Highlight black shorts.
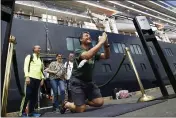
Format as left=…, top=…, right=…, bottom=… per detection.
left=69, top=77, right=102, bottom=106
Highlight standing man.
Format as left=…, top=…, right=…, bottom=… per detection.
left=46, top=54, right=66, bottom=112
left=60, top=31, right=110, bottom=113
left=64, top=53, right=74, bottom=102
left=19, top=45, right=44, bottom=117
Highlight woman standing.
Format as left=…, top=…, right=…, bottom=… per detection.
left=46, top=54, right=66, bottom=112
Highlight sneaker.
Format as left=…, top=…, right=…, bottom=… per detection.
left=59, top=106, right=66, bottom=114
left=52, top=105, right=56, bottom=112
left=28, top=112, right=41, bottom=117
left=55, top=108, right=60, bottom=112
left=32, top=113, right=41, bottom=117
left=52, top=107, right=56, bottom=112
left=59, top=102, right=67, bottom=114
left=20, top=113, right=27, bottom=117
left=52, top=103, right=57, bottom=112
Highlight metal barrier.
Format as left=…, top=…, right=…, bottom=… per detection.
left=1, top=35, right=16, bottom=117
left=98, top=54, right=126, bottom=88
left=98, top=46, right=155, bottom=102
left=125, top=47, right=155, bottom=102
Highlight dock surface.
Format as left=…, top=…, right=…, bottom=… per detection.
left=6, top=85, right=176, bottom=117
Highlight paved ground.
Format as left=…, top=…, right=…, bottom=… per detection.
left=119, top=98, right=176, bottom=117
left=118, top=86, right=176, bottom=117
left=6, top=85, right=176, bottom=117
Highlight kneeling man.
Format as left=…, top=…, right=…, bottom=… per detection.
left=60, top=31, right=110, bottom=113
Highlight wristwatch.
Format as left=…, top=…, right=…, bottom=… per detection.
left=104, top=44, right=110, bottom=48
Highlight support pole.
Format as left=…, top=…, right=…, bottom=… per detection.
left=1, top=0, right=15, bottom=97
left=125, top=47, right=155, bottom=102
left=133, top=16, right=169, bottom=97
left=1, top=36, right=16, bottom=117
left=152, top=39, right=176, bottom=93
left=38, top=87, right=41, bottom=112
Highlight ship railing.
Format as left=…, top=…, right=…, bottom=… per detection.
left=13, top=13, right=175, bottom=42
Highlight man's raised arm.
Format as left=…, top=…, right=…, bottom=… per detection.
left=100, top=38, right=110, bottom=59
left=81, top=32, right=108, bottom=60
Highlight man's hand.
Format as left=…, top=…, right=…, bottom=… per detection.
left=98, top=32, right=107, bottom=44
left=102, top=32, right=107, bottom=39
left=103, top=32, right=108, bottom=45
left=104, top=37, right=108, bottom=45
left=80, top=32, right=108, bottom=60
left=26, top=77, right=30, bottom=85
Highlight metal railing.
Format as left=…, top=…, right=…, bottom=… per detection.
left=1, top=36, right=16, bottom=117
left=125, top=47, right=155, bottom=102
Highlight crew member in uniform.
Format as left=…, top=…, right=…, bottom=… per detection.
left=60, top=31, right=110, bottom=113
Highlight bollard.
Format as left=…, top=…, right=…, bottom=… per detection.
left=125, top=47, right=155, bottom=102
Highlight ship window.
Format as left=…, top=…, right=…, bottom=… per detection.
left=118, top=43, right=123, bottom=53
left=124, top=64, right=132, bottom=71
left=102, top=65, right=106, bottom=72
left=149, top=46, right=155, bottom=55
left=102, top=64, right=112, bottom=72
left=130, top=45, right=135, bottom=54
left=164, top=48, right=173, bottom=56
left=106, top=64, right=112, bottom=72
left=66, top=38, right=74, bottom=51
left=130, top=44, right=142, bottom=55
left=137, top=45, right=142, bottom=54
left=169, top=49, right=173, bottom=56
left=140, top=63, right=147, bottom=71
left=121, top=44, right=126, bottom=52
left=164, top=49, right=168, bottom=56
left=174, top=63, right=176, bottom=70
left=113, top=43, right=126, bottom=53
left=133, top=45, right=139, bottom=54
left=113, top=43, right=119, bottom=53
left=73, top=38, right=81, bottom=49
left=66, top=37, right=80, bottom=51
left=156, top=64, right=159, bottom=68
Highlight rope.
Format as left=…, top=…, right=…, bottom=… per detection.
left=98, top=54, right=126, bottom=88
left=73, top=50, right=126, bottom=88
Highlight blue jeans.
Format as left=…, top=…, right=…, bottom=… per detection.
left=50, top=79, right=65, bottom=108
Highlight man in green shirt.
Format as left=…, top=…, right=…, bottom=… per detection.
left=60, top=31, right=110, bottom=113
